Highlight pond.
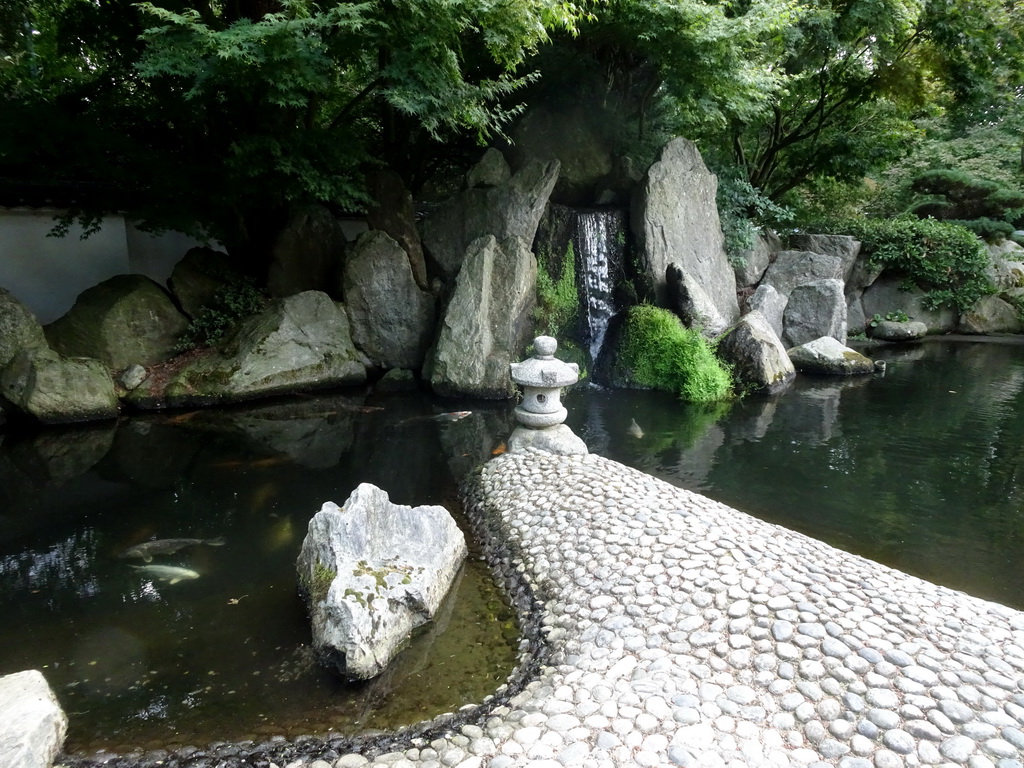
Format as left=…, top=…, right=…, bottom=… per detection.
left=0, top=391, right=520, bottom=755
left=2, top=338, right=1023, bottom=756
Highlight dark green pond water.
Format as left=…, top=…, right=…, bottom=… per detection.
left=0, top=392, right=519, bottom=755
left=2, top=339, right=1023, bottom=755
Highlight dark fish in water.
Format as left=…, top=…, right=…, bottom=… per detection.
left=120, top=537, right=225, bottom=563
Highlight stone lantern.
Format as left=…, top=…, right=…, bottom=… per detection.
left=507, top=336, right=588, bottom=455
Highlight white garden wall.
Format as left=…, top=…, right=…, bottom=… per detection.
left=0, top=207, right=199, bottom=324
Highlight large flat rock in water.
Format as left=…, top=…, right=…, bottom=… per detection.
left=296, top=483, right=467, bottom=680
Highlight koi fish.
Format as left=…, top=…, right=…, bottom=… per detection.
left=120, top=537, right=225, bottom=563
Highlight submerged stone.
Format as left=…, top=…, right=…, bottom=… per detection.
left=787, top=336, right=876, bottom=376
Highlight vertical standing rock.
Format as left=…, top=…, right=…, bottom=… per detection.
left=427, top=236, right=537, bottom=399
left=631, top=138, right=739, bottom=327
left=420, top=157, right=559, bottom=279
left=344, top=231, right=436, bottom=370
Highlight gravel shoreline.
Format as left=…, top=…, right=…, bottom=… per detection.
left=62, top=450, right=1024, bottom=768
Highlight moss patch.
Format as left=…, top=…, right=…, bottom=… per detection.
left=616, top=305, right=733, bottom=403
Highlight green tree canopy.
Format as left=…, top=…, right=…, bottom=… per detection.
left=0, top=0, right=581, bottom=262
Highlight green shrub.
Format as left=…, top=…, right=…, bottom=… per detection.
left=946, top=217, right=1015, bottom=242
left=908, top=168, right=1024, bottom=233
left=535, top=242, right=579, bottom=338
left=618, top=305, right=732, bottom=404
left=178, top=277, right=268, bottom=350
left=811, top=216, right=994, bottom=312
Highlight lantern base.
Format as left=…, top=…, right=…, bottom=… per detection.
left=507, top=424, right=588, bottom=456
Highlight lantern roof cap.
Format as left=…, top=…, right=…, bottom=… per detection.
left=510, top=336, right=579, bottom=388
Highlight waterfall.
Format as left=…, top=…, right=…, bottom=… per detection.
left=575, top=209, right=625, bottom=367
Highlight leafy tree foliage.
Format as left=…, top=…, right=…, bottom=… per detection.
left=700, top=0, right=1024, bottom=210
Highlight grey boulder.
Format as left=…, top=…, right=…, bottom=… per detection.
left=860, top=277, right=958, bottom=334
left=1, top=347, right=118, bottom=424
left=747, top=284, right=788, bottom=341
left=718, top=311, right=795, bottom=394
left=161, top=291, right=366, bottom=406
left=45, top=274, right=188, bottom=369
left=0, top=670, right=67, bottom=768
left=957, top=295, right=1024, bottom=334
left=267, top=205, right=348, bottom=297
left=0, top=288, right=48, bottom=370
left=344, top=230, right=436, bottom=370
left=420, top=157, right=559, bottom=279
left=167, top=247, right=248, bottom=319
left=733, top=230, right=777, bottom=288
left=296, top=483, right=467, bottom=680
left=783, top=279, right=847, bottom=347
left=761, top=250, right=844, bottom=300
left=667, top=264, right=729, bottom=337
left=787, top=337, right=876, bottom=375
left=788, top=234, right=861, bottom=281
left=870, top=320, right=928, bottom=341
left=427, top=236, right=536, bottom=399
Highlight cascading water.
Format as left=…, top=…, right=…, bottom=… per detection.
left=575, top=209, right=626, bottom=368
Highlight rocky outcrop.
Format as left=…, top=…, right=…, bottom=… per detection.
left=465, top=148, right=511, bottom=190
left=267, top=205, right=348, bottom=298
left=427, top=236, right=536, bottom=399
left=420, top=157, right=559, bottom=278
left=344, top=231, right=436, bottom=370
left=717, top=311, right=795, bottom=394
left=789, top=234, right=861, bottom=281
left=631, top=138, right=739, bottom=327
left=366, top=169, right=429, bottom=290
left=0, top=670, right=67, bottom=768
left=787, top=336, right=876, bottom=375
left=44, top=274, right=188, bottom=369
left=747, top=284, right=787, bottom=341
left=1, top=347, right=118, bottom=424
left=733, top=230, right=777, bottom=288
left=0, top=288, right=48, bottom=369
left=167, top=247, right=248, bottom=319
left=957, top=295, right=1024, bottom=334
left=761, top=250, right=844, bottom=300
left=296, top=483, right=467, bottom=680
left=859, top=277, right=958, bottom=334
left=870, top=319, right=928, bottom=342
left=157, top=291, right=366, bottom=406
left=984, top=242, right=1024, bottom=291
left=783, top=279, right=847, bottom=347
left=667, top=264, right=729, bottom=338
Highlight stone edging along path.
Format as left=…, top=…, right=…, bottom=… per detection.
left=66, top=450, right=1024, bottom=768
